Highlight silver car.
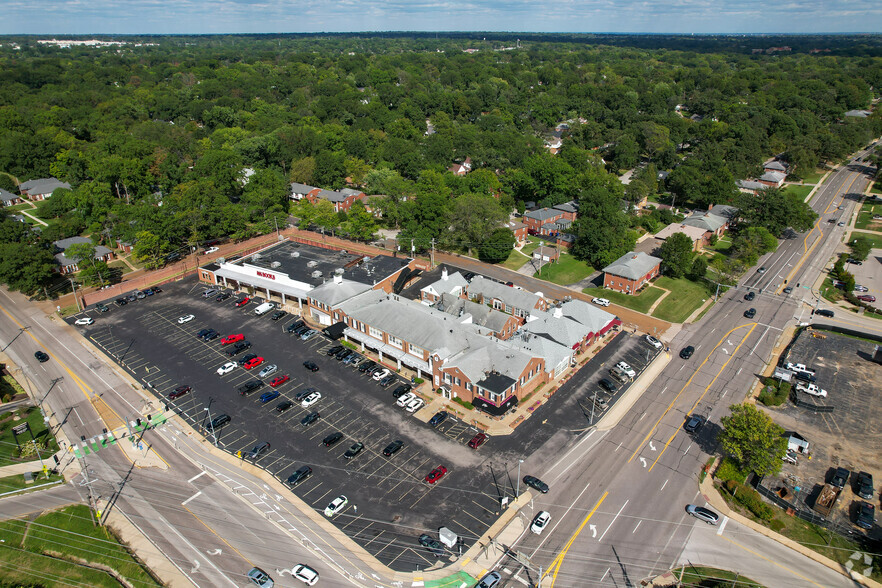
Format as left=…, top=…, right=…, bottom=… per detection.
left=686, top=504, right=719, bottom=525
left=258, top=364, right=278, bottom=378
left=476, top=572, right=501, bottom=588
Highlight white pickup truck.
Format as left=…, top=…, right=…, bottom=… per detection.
left=796, top=382, right=827, bottom=397
left=785, top=362, right=816, bottom=375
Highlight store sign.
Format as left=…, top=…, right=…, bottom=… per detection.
left=256, top=271, right=276, bottom=280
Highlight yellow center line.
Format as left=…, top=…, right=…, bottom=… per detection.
left=648, top=323, right=757, bottom=472
left=628, top=324, right=753, bottom=464
left=546, top=491, right=608, bottom=587
left=182, top=504, right=251, bottom=564
left=719, top=533, right=827, bottom=588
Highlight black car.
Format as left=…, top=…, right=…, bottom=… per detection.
left=202, top=329, right=219, bottom=341
left=831, top=467, right=850, bottom=488
left=418, top=534, right=446, bottom=557
left=684, top=415, right=703, bottom=433
left=295, top=387, right=317, bottom=402
left=744, top=291, right=755, bottom=301
left=523, top=475, right=549, bottom=494
left=393, top=384, right=412, bottom=398
left=814, top=309, right=835, bottom=318
left=383, top=439, right=404, bottom=457
left=151, top=287, right=162, bottom=293
left=114, top=298, right=128, bottom=307
left=744, top=308, right=756, bottom=319
left=237, top=380, right=264, bottom=396
left=336, top=349, right=353, bottom=361
left=322, top=432, right=344, bottom=447
left=856, top=472, right=874, bottom=500
left=208, top=414, right=231, bottom=430
left=285, top=321, right=304, bottom=333
left=285, top=465, right=312, bottom=487
left=34, top=351, right=50, bottom=363
left=196, top=328, right=212, bottom=339
left=847, top=258, right=863, bottom=265
left=344, top=442, right=364, bottom=459
left=793, top=370, right=817, bottom=383
left=226, top=341, right=252, bottom=356
left=856, top=501, right=875, bottom=530
left=96, top=303, right=109, bottom=312
left=326, top=345, right=344, bottom=357
left=276, top=401, right=294, bottom=413
left=303, top=360, right=319, bottom=372
left=301, top=411, right=320, bottom=426
left=292, top=324, right=311, bottom=336
left=599, top=378, right=618, bottom=393
left=379, top=374, right=396, bottom=387
left=237, top=353, right=258, bottom=367
left=216, top=291, right=231, bottom=302
left=680, top=345, right=695, bottom=359
left=358, top=360, right=377, bottom=374
left=270, top=310, right=288, bottom=321
left=428, top=411, right=448, bottom=427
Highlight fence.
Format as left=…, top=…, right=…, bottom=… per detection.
left=789, top=391, right=835, bottom=412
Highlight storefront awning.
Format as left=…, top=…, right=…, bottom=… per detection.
left=473, top=396, right=518, bottom=417
left=344, top=327, right=430, bottom=373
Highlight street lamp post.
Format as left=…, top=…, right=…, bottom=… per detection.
left=204, top=403, right=217, bottom=446
left=516, top=459, right=524, bottom=497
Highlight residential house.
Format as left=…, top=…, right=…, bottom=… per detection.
left=680, top=205, right=738, bottom=238
left=523, top=208, right=570, bottom=236
left=466, top=275, right=547, bottom=320
left=758, top=171, right=786, bottom=187
left=553, top=201, right=578, bottom=220
left=602, top=251, right=661, bottom=294
left=554, top=233, right=575, bottom=249
left=506, top=220, right=528, bottom=243
left=654, top=223, right=711, bottom=252
left=290, top=183, right=319, bottom=201
left=19, top=177, right=71, bottom=201
left=448, top=157, right=472, bottom=176
left=305, top=188, right=366, bottom=212
left=737, top=179, right=767, bottom=194
left=533, top=246, right=560, bottom=263
left=0, top=188, right=23, bottom=207
left=763, top=160, right=789, bottom=175
left=115, top=239, right=134, bottom=254
left=52, top=236, right=114, bottom=274
left=420, top=267, right=468, bottom=304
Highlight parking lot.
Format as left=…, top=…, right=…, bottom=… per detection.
left=69, top=276, right=655, bottom=570
left=766, top=328, right=881, bottom=535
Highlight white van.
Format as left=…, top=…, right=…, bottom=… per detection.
left=254, top=302, right=275, bottom=316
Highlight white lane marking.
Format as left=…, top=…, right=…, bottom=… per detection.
left=717, top=516, right=729, bottom=535
left=684, top=443, right=692, bottom=455
left=600, top=568, right=610, bottom=582
left=632, top=521, right=641, bottom=533
left=598, top=500, right=629, bottom=542
left=661, top=479, right=668, bottom=492
left=181, top=491, right=202, bottom=505
left=188, top=471, right=207, bottom=484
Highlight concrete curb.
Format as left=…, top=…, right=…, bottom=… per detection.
left=597, top=349, right=671, bottom=432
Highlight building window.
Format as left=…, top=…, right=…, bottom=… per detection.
left=408, top=343, right=423, bottom=357
left=368, top=326, right=384, bottom=340
left=387, top=334, right=403, bottom=349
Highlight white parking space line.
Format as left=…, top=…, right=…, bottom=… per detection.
left=181, top=490, right=202, bottom=505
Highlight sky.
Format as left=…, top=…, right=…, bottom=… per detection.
left=1, top=0, right=880, bottom=35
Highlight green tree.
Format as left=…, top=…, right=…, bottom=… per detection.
left=241, top=168, right=288, bottom=220
left=290, top=156, right=316, bottom=184
left=731, top=226, right=778, bottom=266
left=0, top=243, right=56, bottom=295
left=448, top=194, right=507, bottom=255
left=571, top=182, right=635, bottom=268
left=688, top=256, right=708, bottom=281
left=718, top=403, right=787, bottom=477
left=737, top=188, right=817, bottom=237
left=311, top=199, right=340, bottom=234
left=478, top=228, right=516, bottom=264
left=341, top=200, right=377, bottom=242
left=658, top=232, right=694, bottom=278
left=132, top=230, right=170, bottom=270
left=850, top=236, right=871, bottom=261
left=79, top=260, right=113, bottom=287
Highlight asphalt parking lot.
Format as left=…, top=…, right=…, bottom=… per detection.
left=768, top=328, right=881, bottom=534
left=68, top=276, right=654, bottom=570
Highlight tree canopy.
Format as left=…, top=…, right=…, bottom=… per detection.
left=718, top=403, right=788, bottom=477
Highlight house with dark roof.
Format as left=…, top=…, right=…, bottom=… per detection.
left=0, top=188, right=23, bottom=207
left=289, top=183, right=319, bottom=201
left=52, top=236, right=114, bottom=274
left=758, top=171, right=786, bottom=187
left=602, top=251, right=661, bottom=294
left=19, top=178, right=71, bottom=201
left=304, top=187, right=367, bottom=212
left=523, top=207, right=570, bottom=236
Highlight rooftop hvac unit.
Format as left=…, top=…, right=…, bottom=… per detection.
left=290, top=251, right=300, bottom=257
left=335, top=268, right=344, bottom=275
left=253, top=254, right=261, bottom=260
left=307, top=260, right=318, bottom=268
left=362, top=256, right=371, bottom=263
left=270, top=261, right=281, bottom=268
left=217, top=257, right=225, bottom=264
left=339, top=249, right=347, bottom=255
left=311, top=270, right=322, bottom=279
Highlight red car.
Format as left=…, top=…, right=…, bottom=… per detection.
left=221, top=333, right=245, bottom=346
left=468, top=433, right=487, bottom=450
left=243, top=356, right=265, bottom=370
left=168, top=385, right=191, bottom=400
left=425, top=466, right=448, bottom=484
left=269, top=375, right=290, bottom=387
left=235, top=297, right=250, bottom=307
left=858, top=294, right=876, bottom=303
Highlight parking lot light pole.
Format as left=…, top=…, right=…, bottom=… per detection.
left=204, top=406, right=217, bottom=446
left=516, top=459, right=524, bottom=496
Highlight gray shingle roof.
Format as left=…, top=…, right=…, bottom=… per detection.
left=467, top=275, right=543, bottom=312
left=316, top=189, right=347, bottom=203
left=760, top=171, right=785, bottom=183
left=737, top=180, right=767, bottom=191
left=602, top=251, right=662, bottom=280
left=553, top=201, right=578, bottom=214
left=764, top=161, right=788, bottom=172
left=0, top=188, right=19, bottom=202
left=290, top=183, right=318, bottom=194
left=681, top=210, right=727, bottom=232
left=524, top=208, right=560, bottom=222
left=20, top=177, right=70, bottom=195
left=437, top=293, right=511, bottom=333
left=421, top=270, right=468, bottom=298
left=53, top=236, right=92, bottom=250
left=308, top=278, right=372, bottom=307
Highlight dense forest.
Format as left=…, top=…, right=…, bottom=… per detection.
left=0, top=34, right=880, bottom=295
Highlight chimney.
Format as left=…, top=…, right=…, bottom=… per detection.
left=553, top=307, right=563, bottom=319
left=333, top=274, right=343, bottom=284
left=442, top=267, right=448, bottom=280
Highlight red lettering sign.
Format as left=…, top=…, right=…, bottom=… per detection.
left=256, top=271, right=276, bottom=280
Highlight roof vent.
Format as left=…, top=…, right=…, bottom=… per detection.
left=270, top=261, right=281, bottom=268
left=311, top=270, right=322, bottom=279
left=290, top=251, right=300, bottom=258
left=307, top=260, right=318, bottom=268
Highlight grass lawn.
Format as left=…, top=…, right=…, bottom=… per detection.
left=799, top=169, right=826, bottom=185
left=0, top=471, right=64, bottom=495
left=871, top=180, right=882, bottom=195
left=0, top=505, right=162, bottom=588
left=4, top=202, right=36, bottom=212
left=708, top=236, right=733, bottom=256
left=533, top=254, right=594, bottom=285
left=497, top=241, right=540, bottom=271
left=783, top=184, right=813, bottom=200
left=652, top=276, right=713, bottom=323
left=819, top=275, right=845, bottom=304
left=673, top=565, right=764, bottom=588
left=855, top=201, right=882, bottom=231
left=0, top=407, right=60, bottom=465
left=107, top=259, right=134, bottom=274
left=583, top=285, right=665, bottom=314
left=849, top=231, right=882, bottom=250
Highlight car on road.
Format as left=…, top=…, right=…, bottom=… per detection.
left=744, top=291, right=755, bottom=301
left=303, top=360, right=319, bottom=372
left=783, top=286, right=793, bottom=294
left=592, top=297, right=610, bottom=307
left=757, top=266, right=766, bottom=274
left=74, top=317, right=95, bottom=326
left=857, top=472, right=874, bottom=500
left=243, top=356, right=265, bottom=370
left=644, top=335, right=663, bottom=350
left=599, top=378, right=618, bottom=393
left=686, top=504, right=719, bottom=525
left=301, top=391, right=322, bottom=408
left=523, top=475, right=548, bottom=493
left=679, top=345, right=695, bottom=359
left=246, top=441, right=271, bottom=461
left=258, top=364, right=278, bottom=378
left=322, top=432, right=344, bottom=447
left=216, top=291, right=231, bottom=302
left=276, top=401, right=294, bottom=413
left=831, top=467, right=850, bottom=488
left=396, top=392, right=416, bottom=407
left=418, top=533, right=446, bottom=557
left=269, top=375, right=289, bottom=388
left=168, top=385, right=192, bottom=400
left=344, top=442, right=364, bottom=459
left=221, top=333, right=245, bottom=346
left=226, top=341, right=252, bottom=356
left=428, top=411, right=448, bottom=427
left=814, top=309, right=835, bottom=317
left=247, top=567, right=273, bottom=588
left=372, top=368, right=391, bottom=381
left=856, top=502, right=876, bottom=530
left=291, top=564, right=319, bottom=586
left=259, top=390, right=280, bottom=403
left=615, top=361, right=636, bottom=378
left=796, top=382, right=827, bottom=397
left=324, top=495, right=348, bottom=517
left=205, top=246, right=219, bottom=255
left=468, top=432, right=487, bottom=449
left=383, top=439, right=404, bottom=457
left=858, top=294, right=876, bottom=303
left=531, top=511, right=551, bottom=534
left=285, top=466, right=312, bottom=488
left=425, top=466, right=448, bottom=484
left=300, top=411, right=320, bottom=426
left=683, top=415, right=703, bottom=433
left=208, top=414, right=231, bottom=430
left=235, top=297, right=251, bottom=307
left=475, top=571, right=502, bottom=588
left=838, top=221, right=845, bottom=227
left=405, top=397, right=425, bottom=413
left=744, top=307, right=756, bottom=319
left=216, top=362, right=237, bottom=376
left=34, top=350, right=50, bottom=363
left=270, top=310, right=288, bottom=321
left=177, top=314, right=195, bottom=324
left=238, top=380, right=264, bottom=396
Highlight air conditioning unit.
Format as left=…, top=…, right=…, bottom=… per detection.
left=253, top=254, right=261, bottom=260
left=311, top=270, right=322, bottom=279
left=335, top=268, right=344, bottom=275
left=307, top=260, right=318, bottom=268
left=270, top=261, right=281, bottom=268
left=290, top=251, right=300, bottom=257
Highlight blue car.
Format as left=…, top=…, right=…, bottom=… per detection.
left=259, top=390, right=281, bottom=403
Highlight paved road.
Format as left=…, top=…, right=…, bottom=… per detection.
left=0, top=483, right=81, bottom=519
left=495, top=151, right=877, bottom=587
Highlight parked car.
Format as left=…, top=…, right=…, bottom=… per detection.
left=379, top=374, right=396, bottom=387
left=615, top=361, right=636, bottom=378
left=269, top=375, right=289, bottom=388
left=208, top=414, right=231, bottom=430
left=383, top=439, right=404, bottom=457
left=216, top=362, right=237, bottom=376
left=324, top=495, right=348, bottom=517
left=831, top=467, right=850, bottom=488
left=475, top=572, right=501, bottom=588
left=259, top=390, right=280, bottom=403
left=326, top=345, right=344, bottom=356
left=531, top=511, right=551, bottom=534
left=74, top=317, right=95, bottom=326
left=405, top=397, right=425, bottom=413
left=300, top=329, right=319, bottom=341
left=303, top=360, right=319, bottom=372
left=285, top=321, right=304, bottom=333
left=202, top=288, right=219, bottom=298
left=286, top=465, right=312, bottom=487
left=373, top=368, right=391, bottom=381
left=201, top=329, right=218, bottom=341
left=276, top=401, right=294, bottom=413
left=358, top=360, right=377, bottom=374
left=295, top=387, right=317, bottom=402
left=301, top=391, right=322, bottom=408
left=523, top=475, right=548, bottom=493
left=235, top=297, right=250, bottom=307
left=686, top=504, right=719, bottom=525
left=237, top=353, right=258, bottom=367
left=592, top=297, right=610, bottom=307
left=795, top=382, right=827, bottom=397
left=847, top=258, right=863, bottom=265
left=857, top=294, right=876, bottom=303
left=243, top=356, right=265, bottom=370
left=216, top=291, right=231, bottom=301
left=226, top=341, right=252, bottom=356
left=221, top=333, right=245, bottom=346
left=34, top=350, right=50, bottom=363
left=392, top=384, right=412, bottom=398
left=114, top=298, right=128, bottom=307
left=238, top=380, right=264, bottom=396
left=270, top=310, right=288, bottom=321
left=343, top=442, right=364, bottom=459
left=599, top=378, right=618, bottom=393
left=177, top=314, right=195, bottom=324
left=679, top=345, right=695, bottom=359
left=856, top=501, right=876, bottom=530
left=856, top=472, right=874, bottom=500
left=425, top=466, right=448, bottom=484
left=300, top=411, right=320, bottom=426
left=396, top=392, right=416, bottom=407
left=291, top=564, right=319, bottom=586
left=644, top=335, right=662, bottom=349
left=322, top=432, right=344, bottom=447
left=418, top=533, right=446, bottom=557
left=335, top=348, right=353, bottom=360
left=168, top=385, right=192, bottom=400
left=95, top=303, right=109, bottom=312
left=246, top=441, right=271, bottom=461
left=428, top=411, right=448, bottom=427
left=257, top=364, right=278, bottom=378
left=468, top=432, right=488, bottom=449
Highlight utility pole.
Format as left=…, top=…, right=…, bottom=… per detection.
left=69, top=277, right=82, bottom=311
left=430, top=238, right=435, bottom=268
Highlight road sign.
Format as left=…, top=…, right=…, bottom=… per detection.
left=12, top=423, right=29, bottom=435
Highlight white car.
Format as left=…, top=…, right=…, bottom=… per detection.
left=396, top=392, right=416, bottom=407
left=592, top=297, right=611, bottom=307
left=74, top=317, right=94, bottom=326
left=796, top=382, right=827, bottom=397
left=372, top=368, right=391, bottom=381
left=291, top=564, right=319, bottom=586
left=531, top=511, right=551, bottom=534
left=405, top=397, right=425, bottom=413
left=615, top=361, right=636, bottom=378
left=785, top=362, right=815, bottom=375
left=177, top=314, right=195, bottom=324
left=258, top=364, right=278, bottom=378
left=205, top=246, right=219, bottom=254
left=644, top=335, right=663, bottom=350
left=216, top=362, right=237, bottom=375
left=323, top=495, right=348, bottom=517
left=301, top=391, right=322, bottom=408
